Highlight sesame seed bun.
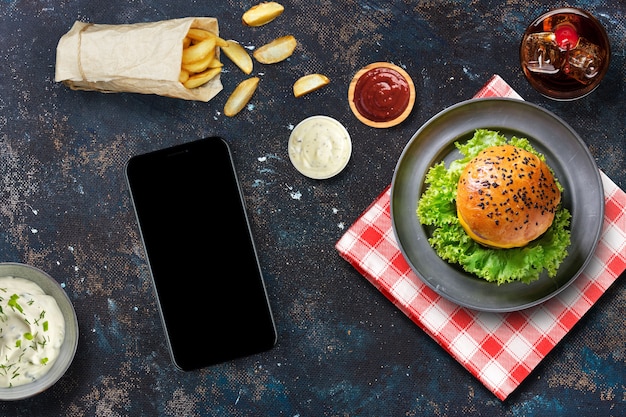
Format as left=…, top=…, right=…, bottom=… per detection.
left=456, top=145, right=561, bottom=248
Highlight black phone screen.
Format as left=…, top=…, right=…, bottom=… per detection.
left=125, top=137, right=277, bottom=371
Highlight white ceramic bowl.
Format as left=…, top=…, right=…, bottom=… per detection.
left=0, top=263, right=79, bottom=400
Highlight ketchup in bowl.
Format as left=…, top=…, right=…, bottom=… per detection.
left=348, top=62, right=415, bottom=128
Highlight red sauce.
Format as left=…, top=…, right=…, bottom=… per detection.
left=353, top=67, right=410, bottom=122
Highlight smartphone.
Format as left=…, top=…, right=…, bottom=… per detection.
left=125, top=137, right=277, bottom=371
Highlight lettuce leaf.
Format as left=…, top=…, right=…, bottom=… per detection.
left=416, top=129, right=571, bottom=285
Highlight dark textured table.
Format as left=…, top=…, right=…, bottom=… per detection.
left=1, top=0, right=624, bottom=416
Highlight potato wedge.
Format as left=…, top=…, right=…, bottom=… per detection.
left=182, top=48, right=216, bottom=73
left=253, top=35, right=297, bottom=64
left=179, top=69, right=190, bottom=84
left=221, top=40, right=253, bottom=75
left=242, top=2, right=285, bottom=27
left=183, top=67, right=221, bottom=89
left=186, top=28, right=229, bottom=47
left=293, top=73, right=330, bottom=97
left=207, top=57, right=224, bottom=69
left=182, top=37, right=216, bottom=65
left=224, top=77, right=260, bottom=117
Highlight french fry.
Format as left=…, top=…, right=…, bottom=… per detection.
left=224, top=77, right=260, bottom=117
left=182, top=48, right=216, bottom=73
left=186, top=28, right=229, bottom=47
left=179, top=27, right=227, bottom=89
left=242, top=2, right=285, bottom=27
left=207, top=57, right=224, bottom=69
left=253, top=35, right=296, bottom=64
left=182, top=37, right=216, bottom=65
left=293, top=73, right=330, bottom=97
left=183, top=67, right=222, bottom=89
left=179, top=69, right=190, bottom=84
left=221, top=40, right=253, bottom=75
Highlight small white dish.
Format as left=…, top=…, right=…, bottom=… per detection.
left=288, top=115, right=352, bottom=179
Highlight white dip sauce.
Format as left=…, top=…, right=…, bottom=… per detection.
left=288, top=115, right=352, bottom=179
left=0, top=276, right=65, bottom=387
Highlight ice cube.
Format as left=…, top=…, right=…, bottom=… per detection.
left=522, top=32, right=561, bottom=74
left=565, top=37, right=603, bottom=84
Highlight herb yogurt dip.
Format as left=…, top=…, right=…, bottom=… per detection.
left=0, top=276, right=65, bottom=387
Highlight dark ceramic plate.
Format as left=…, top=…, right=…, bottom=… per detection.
left=390, top=98, right=604, bottom=312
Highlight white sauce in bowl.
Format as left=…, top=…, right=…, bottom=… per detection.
left=288, top=115, right=352, bottom=179
left=0, top=276, right=65, bottom=387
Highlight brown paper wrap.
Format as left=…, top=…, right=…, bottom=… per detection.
left=55, top=17, right=222, bottom=102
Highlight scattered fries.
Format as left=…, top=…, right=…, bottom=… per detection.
left=221, top=40, right=254, bottom=75
left=209, top=2, right=330, bottom=115
left=224, top=77, right=260, bottom=117
left=293, top=73, right=330, bottom=97
left=253, top=35, right=297, bottom=64
left=242, top=2, right=285, bottom=27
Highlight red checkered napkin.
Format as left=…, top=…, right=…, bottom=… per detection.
left=335, top=75, right=626, bottom=400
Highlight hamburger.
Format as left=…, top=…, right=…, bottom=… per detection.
left=416, top=129, right=571, bottom=284
left=456, top=144, right=561, bottom=248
